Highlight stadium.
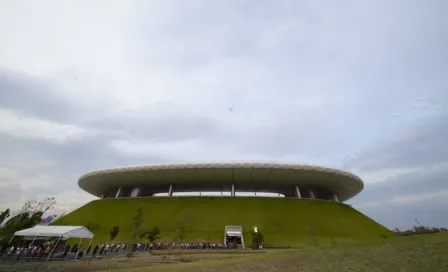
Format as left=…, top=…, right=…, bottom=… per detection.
left=55, top=163, right=394, bottom=247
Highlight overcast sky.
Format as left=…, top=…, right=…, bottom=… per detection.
left=0, top=0, right=447, bottom=229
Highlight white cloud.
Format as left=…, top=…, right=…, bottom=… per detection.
left=356, top=189, right=448, bottom=209
left=0, top=190, right=95, bottom=217
left=109, top=138, right=214, bottom=157
left=357, top=167, right=418, bottom=184
left=0, top=108, right=90, bottom=143
left=357, top=161, right=448, bottom=184
left=389, top=190, right=448, bottom=205
left=0, top=163, right=95, bottom=215
left=0, top=166, right=18, bottom=180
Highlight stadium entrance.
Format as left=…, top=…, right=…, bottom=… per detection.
left=224, top=226, right=245, bottom=249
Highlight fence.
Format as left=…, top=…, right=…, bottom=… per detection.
left=0, top=253, right=176, bottom=272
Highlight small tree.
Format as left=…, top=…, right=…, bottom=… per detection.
left=251, top=226, right=264, bottom=250
left=141, top=226, right=161, bottom=244
left=110, top=225, right=120, bottom=241
left=177, top=226, right=185, bottom=243
left=128, top=208, right=144, bottom=257
left=133, top=208, right=144, bottom=239
left=0, top=209, right=10, bottom=225
left=176, top=225, right=186, bottom=256
left=306, top=226, right=317, bottom=247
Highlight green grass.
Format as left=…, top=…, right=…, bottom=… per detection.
left=111, top=233, right=448, bottom=272
left=53, top=197, right=394, bottom=247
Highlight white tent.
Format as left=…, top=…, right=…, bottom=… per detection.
left=14, top=226, right=93, bottom=239
left=12, top=226, right=94, bottom=261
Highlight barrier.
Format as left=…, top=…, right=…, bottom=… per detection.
left=0, top=253, right=176, bottom=272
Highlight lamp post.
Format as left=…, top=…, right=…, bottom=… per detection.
left=251, top=226, right=262, bottom=250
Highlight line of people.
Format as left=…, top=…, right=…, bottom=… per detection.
left=84, top=241, right=233, bottom=257
left=0, top=240, right=237, bottom=262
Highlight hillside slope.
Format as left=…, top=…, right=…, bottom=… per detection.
left=53, top=197, right=394, bottom=247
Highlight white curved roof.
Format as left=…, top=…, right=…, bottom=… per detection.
left=78, top=162, right=364, bottom=202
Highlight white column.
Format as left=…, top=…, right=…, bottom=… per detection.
left=295, top=186, right=302, bottom=199
left=168, top=184, right=173, bottom=196
left=231, top=184, right=235, bottom=196
left=131, top=188, right=140, bottom=197
left=333, top=194, right=339, bottom=202
left=308, top=189, right=315, bottom=199
left=115, top=187, right=122, bottom=198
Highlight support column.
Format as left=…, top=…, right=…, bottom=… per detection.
left=131, top=188, right=140, bottom=197
left=295, top=185, right=302, bottom=199
left=231, top=184, right=235, bottom=196
left=168, top=184, right=173, bottom=196
left=333, top=194, right=339, bottom=202
left=308, top=189, right=315, bottom=199
left=115, top=187, right=122, bottom=198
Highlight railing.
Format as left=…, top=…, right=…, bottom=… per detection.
left=0, top=242, right=241, bottom=271
left=0, top=253, right=176, bottom=272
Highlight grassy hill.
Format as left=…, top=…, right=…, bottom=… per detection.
left=53, top=197, right=394, bottom=247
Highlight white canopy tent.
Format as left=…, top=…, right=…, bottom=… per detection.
left=14, top=226, right=93, bottom=239
left=11, top=226, right=94, bottom=261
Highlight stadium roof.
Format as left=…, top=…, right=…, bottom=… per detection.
left=78, top=162, right=364, bottom=202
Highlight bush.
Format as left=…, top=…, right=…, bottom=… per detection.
left=251, top=226, right=264, bottom=249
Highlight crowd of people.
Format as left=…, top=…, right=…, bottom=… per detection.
left=0, top=240, right=237, bottom=262
left=0, top=241, right=65, bottom=261
left=84, top=241, right=232, bottom=257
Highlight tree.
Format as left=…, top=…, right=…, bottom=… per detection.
left=140, top=226, right=161, bottom=243
left=128, top=208, right=144, bottom=257
left=175, top=225, right=186, bottom=257
left=110, top=225, right=120, bottom=241
left=133, top=208, right=144, bottom=240
left=306, top=226, right=317, bottom=247
left=0, top=198, right=56, bottom=243
left=177, top=225, right=186, bottom=244
left=0, top=209, right=10, bottom=225
left=394, top=225, right=447, bottom=236
left=251, top=226, right=264, bottom=250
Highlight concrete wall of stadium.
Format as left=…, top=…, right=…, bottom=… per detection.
left=101, top=184, right=340, bottom=202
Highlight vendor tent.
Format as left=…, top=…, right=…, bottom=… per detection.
left=12, top=226, right=94, bottom=261
left=14, top=226, right=93, bottom=239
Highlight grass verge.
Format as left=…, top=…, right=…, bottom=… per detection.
left=108, top=232, right=448, bottom=272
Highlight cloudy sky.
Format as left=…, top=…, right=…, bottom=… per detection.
left=0, top=0, right=447, bottom=229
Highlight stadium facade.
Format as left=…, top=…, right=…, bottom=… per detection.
left=78, top=163, right=364, bottom=202
left=55, top=162, right=394, bottom=247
